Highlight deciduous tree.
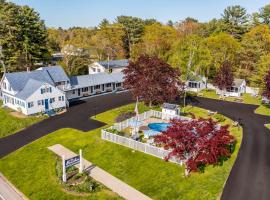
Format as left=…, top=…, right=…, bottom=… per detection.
left=155, top=118, right=235, bottom=174
left=214, top=61, right=234, bottom=96
left=132, top=23, right=178, bottom=60
left=123, top=55, right=183, bottom=106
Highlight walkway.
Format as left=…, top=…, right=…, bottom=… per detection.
left=0, top=172, right=28, bottom=200
left=48, top=144, right=151, bottom=200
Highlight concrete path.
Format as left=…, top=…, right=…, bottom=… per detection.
left=0, top=172, right=28, bottom=200
left=48, top=144, right=151, bottom=200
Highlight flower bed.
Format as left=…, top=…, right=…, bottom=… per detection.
left=55, top=158, right=103, bottom=194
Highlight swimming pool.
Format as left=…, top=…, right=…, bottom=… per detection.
left=148, top=123, right=171, bottom=132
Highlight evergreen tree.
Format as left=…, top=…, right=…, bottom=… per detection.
left=0, top=1, right=49, bottom=71
left=221, top=5, right=250, bottom=39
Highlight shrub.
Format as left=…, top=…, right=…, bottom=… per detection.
left=213, top=113, right=226, bottom=122
left=115, top=111, right=136, bottom=122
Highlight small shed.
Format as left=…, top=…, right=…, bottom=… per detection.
left=162, top=103, right=180, bottom=120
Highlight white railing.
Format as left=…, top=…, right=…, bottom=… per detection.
left=101, top=130, right=182, bottom=165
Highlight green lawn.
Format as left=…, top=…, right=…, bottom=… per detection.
left=0, top=103, right=242, bottom=200
left=198, top=90, right=270, bottom=116
left=0, top=101, right=46, bottom=138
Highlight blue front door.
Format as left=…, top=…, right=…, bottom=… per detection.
left=45, top=99, right=49, bottom=110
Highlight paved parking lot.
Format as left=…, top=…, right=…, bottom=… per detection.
left=0, top=92, right=270, bottom=200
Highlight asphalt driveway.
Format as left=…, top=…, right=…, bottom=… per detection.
left=187, top=97, right=270, bottom=200
left=0, top=91, right=134, bottom=158
left=0, top=92, right=270, bottom=200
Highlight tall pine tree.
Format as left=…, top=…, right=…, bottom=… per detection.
left=0, top=0, right=49, bottom=72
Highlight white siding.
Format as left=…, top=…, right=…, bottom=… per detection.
left=88, top=63, right=105, bottom=74
left=1, top=77, right=16, bottom=96
left=26, top=84, right=66, bottom=115
left=2, top=93, right=27, bottom=115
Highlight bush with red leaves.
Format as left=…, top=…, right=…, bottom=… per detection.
left=154, top=118, right=236, bottom=173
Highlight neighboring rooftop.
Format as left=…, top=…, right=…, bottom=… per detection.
left=70, top=72, right=124, bottom=89
left=162, top=103, right=179, bottom=110
left=233, top=79, right=245, bottom=87
left=97, top=59, right=129, bottom=69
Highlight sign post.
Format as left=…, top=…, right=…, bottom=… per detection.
left=62, top=150, right=84, bottom=182
left=62, top=155, right=67, bottom=182
left=79, top=149, right=83, bottom=173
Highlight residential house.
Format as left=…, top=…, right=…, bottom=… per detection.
left=216, top=79, right=246, bottom=97
left=89, top=59, right=129, bottom=74
left=0, top=66, right=69, bottom=115
left=186, top=74, right=207, bottom=92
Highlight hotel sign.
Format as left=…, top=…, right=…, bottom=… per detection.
left=64, top=155, right=80, bottom=168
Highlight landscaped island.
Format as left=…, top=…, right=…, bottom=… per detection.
left=0, top=102, right=241, bottom=199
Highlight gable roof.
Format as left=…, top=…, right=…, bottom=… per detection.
left=15, top=79, right=49, bottom=100
left=4, top=66, right=69, bottom=92
left=70, top=72, right=124, bottom=89
left=96, top=59, right=129, bottom=69
left=4, top=70, right=54, bottom=92
left=162, top=103, right=179, bottom=110
left=233, top=79, right=245, bottom=88
left=37, top=66, right=69, bottom=83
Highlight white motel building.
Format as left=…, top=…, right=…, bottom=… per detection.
left=0, top=61, right=125, bottom=115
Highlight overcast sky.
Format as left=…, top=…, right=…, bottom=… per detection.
left=11, top=0, right=270, bottom=28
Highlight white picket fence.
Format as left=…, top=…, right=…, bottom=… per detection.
left=101, top=129, right=182, bottom=165
left=111, top=110, right=189, bottom=131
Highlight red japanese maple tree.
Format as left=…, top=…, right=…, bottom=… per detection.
left=263, top=70, right=270, bottom=100
left=154, top=118, right=235, bottom=174
left=214, top=61, right=234, bottom=96
left=123, top=55, right=184, bottom=106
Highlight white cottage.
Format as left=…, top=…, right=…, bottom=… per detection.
left=216, top=79, right=246, bottom=97
left=162, top=103, right=180, bottom=120
left=186, top=75, right=207, bottom=92
left=88, top=59, right=129, bottom=74
left=0, top=66, right=69, bottom=115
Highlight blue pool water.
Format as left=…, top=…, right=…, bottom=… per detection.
left=148, top=123, right=171, bottom=132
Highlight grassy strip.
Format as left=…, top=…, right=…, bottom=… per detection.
left=0, top=103, right=242, bottom=200
left=0, top=101, right=46, bottom=138
left=197, top=90, right=270, bottom=116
